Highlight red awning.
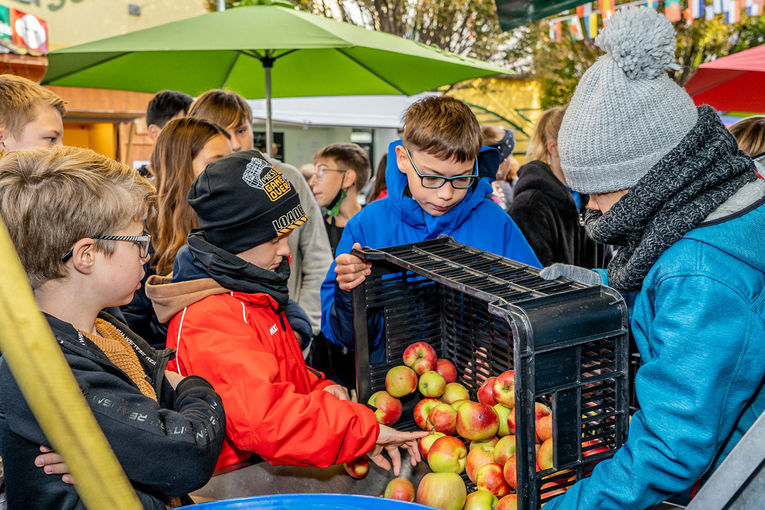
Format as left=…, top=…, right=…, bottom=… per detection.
left=685, top=44, right=765, bottom=113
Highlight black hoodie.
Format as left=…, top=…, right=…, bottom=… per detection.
left=509, top=160, right=614, bottom=268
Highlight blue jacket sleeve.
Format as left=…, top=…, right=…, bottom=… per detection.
left=320, top=219, right=361, bottom=349
left=544, top=275, right=765, bottom=509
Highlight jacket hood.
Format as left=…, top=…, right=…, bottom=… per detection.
left=514, top=160, right=577, bottom=211
left=385, top=140, right=500, bottom=236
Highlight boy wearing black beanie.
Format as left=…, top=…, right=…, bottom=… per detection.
left=146, top=150, right=425, bottom=473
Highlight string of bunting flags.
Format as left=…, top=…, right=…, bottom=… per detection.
left=548, top=0, right=764, bottom=42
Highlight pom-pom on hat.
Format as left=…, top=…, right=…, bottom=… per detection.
left=557, top=7, right=699, bottom=194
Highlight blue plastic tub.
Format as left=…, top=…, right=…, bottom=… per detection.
left=188, top=494, right=432, bottom=509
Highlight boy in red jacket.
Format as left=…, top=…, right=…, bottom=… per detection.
left=147, top=150, right=425, bottom=473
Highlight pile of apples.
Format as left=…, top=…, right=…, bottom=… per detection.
left=362, top=341, right=563, bottom=510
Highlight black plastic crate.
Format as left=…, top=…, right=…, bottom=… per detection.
left=351, top=237, right=630, bottom=509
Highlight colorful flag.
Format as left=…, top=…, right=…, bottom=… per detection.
left=749, top=0, right=764, bottom=15
left=713, top=0, right=724, bottom=13
left=691, top=0, right=706, bottom=18
left=577, top=5, right=585, bottom=18
left=0, top=6, right=11, bottom=41
left=725, top=0, right=741, bottom=22
left=585, top=12, right=599, bottom=39
left=645, top=1, right=659, bottom=8
left=706, top=4, right=716, bottom=18
left=599, top=0, right=615, bottom=20
left=568, top=16, right=585, bottom=41
left=665, top=0, right=682, bottom=21
left=549, top=20, right=563, bottom=41
left=10, top=8, right=48, bottom=53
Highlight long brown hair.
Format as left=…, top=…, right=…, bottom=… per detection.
left=147, top=117, right=228, bottom=275
left=526, top=106, right=567, bottom=165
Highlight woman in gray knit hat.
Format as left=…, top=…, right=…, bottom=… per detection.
left=540, top=7, right=765, bottom=510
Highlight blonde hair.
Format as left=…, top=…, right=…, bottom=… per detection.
left=729, top=116, right=765, bottom=157
left=526, top=106, right=567, bottom=165
left=403, top=96, right=481, bottom=162
left=0, top=146, right=154, bottom=289
left=0, top=74, right=66, bottom=138
left=188, top=89, right=252, bottom=131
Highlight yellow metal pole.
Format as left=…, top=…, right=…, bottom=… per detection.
left=0, top=218, right=142, bottom=509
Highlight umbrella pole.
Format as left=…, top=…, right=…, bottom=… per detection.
left=263, top=55, right=274, bottom=158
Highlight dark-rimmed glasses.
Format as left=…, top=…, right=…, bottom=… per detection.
left=404, top=146, right=478, bottom=189
left=61, top=234, right=152, bottom=262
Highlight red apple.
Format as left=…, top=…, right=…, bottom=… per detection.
left=493, top=434, right=516, bottom=466
left=465, top=444, right=495, bottom=483
left=478, top=377, right=497, bottom=406
left=537, top=438, right=554, bottom=471
left=507, top=408, right=516, bottom=435
left=582, top=439, right=609, bottom=464
left=502, top=455, right=517, bottom=489
left=418, top=431, right=446, bottom=458
left=416, top=472, right=466, bottom=510
left=383, top=477, right=416, bottom=501
left=540, top=480, right=566, bottom=499
left=419, top=370, right=446, bottom=398
left=343, top=456, right=369, bottom=479
left=456, top=401, right=499, bottom=441
left=463, top=490, right=499, bottom=510
left=475, top=462, right=511, bottom=498
left=534, top=402, right=552, bottom=442
left=470, top=436, right=499, bottom=450
left=435, top=358, right=457, bottom=383
left=496, top=494, right=517, bottom=510
left=427, top=403, right=457, bottom=435
left=385, top=365, right=418, bottom=398
left=414, top=398, right=441, bottom=430
left=536, top=414, right=553, bottom=443
left=492, top=370, right=515, bottom=408
left=403, top=341, right=437, bottom=375
left=427, top=435, right=467, bottom=474
left=493, top=404, right=512, bottom=436
left=441, top=382, right=469, bottom=404
left=367, top=390, right=402, bottom=425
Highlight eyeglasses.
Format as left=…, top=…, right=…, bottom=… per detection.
left=314, top=165, right=348, bottom=182
left=61, top=234, right=152, bottom=262
left=404, top=146, right=478, bottom=189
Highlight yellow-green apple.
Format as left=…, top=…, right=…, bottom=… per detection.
left=537, top=438, right=554, bottom=471
left=493, top=435, right=516, bottom=465
left=415, top=472, right=466, bottom=510
left=478, top=376, right=497, bottom=406
left=496, top=494, right=517, bottom=510
left=451, top=399, right=472, bottom=412
left=536, top=414, right=553, bottom=443
left=470, top=437, right=499, bottom=450
left=427, top=403, right=457, bottom=435
left=465, top=444, right=495, bottom=484
left=403, top=341, right=437, bottom=375
left=456, top=401, right=499, bottom=441
left=384, top=477, right=416, bottom=501
left=441, top=382, right=469, bottom=404
left=419, top=370, right=446, bottom=398
left=367, top=390, right=402, bottom=425
left=427, top=435, right=467, bottom=474
left=492, top=370, right=515, bottom=408
left=493, top=404, right=512, bottom=436
left=435, top=358, right=458, bottom=383
left=475, top=463, right=511, bottom=498
left=502, top=455, right=517, bottom=489
left=414, top=398, right=441, bottom=430
left=385, top=365, right=418, bottom=398
left=418, top=431, right=446, bottom=458
left=343, top=456, right=369, bottom=479
left=463, top=490, right=499, bottom=510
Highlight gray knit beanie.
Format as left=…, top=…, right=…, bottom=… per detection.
left=557, top=7, right=698, bottom=194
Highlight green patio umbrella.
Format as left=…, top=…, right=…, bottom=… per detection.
left=43, top=4, right=508, bottom=156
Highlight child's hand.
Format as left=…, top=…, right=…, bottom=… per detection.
left=367, top=424, right=429, bottom=476
left=335, top=243, right=371, bottom=292
left=322, top=384, right=351, bottom=401
left=35, top=446, right=74, bottom=485
left=164, top=370, right=185, bottom=389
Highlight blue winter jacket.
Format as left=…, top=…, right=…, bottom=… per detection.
left=320, top=140, right=540, bottom=357
left=546, top=193, right=765, bottom=509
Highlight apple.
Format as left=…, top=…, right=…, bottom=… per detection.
left=403, top=341, right=437, bottom=375
left=493, top=404, right=512, bottom=436
left=507, top=408, right=516, bottom=435
left=492, top=370, right=515, bottom=408
left=534, top=402, right=552, bottom=442
left=537, top=438, right=554, bottom=471
left=502, top=454, right=517, bottom=489
left=427, top=403, right=457, bottom=435
left=493, top=434, right=516, bottom=465
left=465, top=444, right=495, bottom=484
left=496, top=494, right=517, bottom=510
left=435, top=358, right=457, bottom=383
left=470, top=436, right=499, bottom=450
left=441, top=382, right=469, bottom=404
left=384, top=477, right=416, bottom=501
left=416, top=472, right=466, bottom=510
left=418, top=431, right=446, bottom=458
left=451, top=399, right=472, bottom=412
left=478, top=377, right=497, bottom=406
left=427, top=435, right=467, bottom=474
left=475, top=462, right=511, bottom=498
left=343, top=456, right=369, bottom=479
left=419, top=370, right=446, bottom=398
left=456, top=401, right=499, bottom=441
left=582, top=439, right=609, bottom=464
left=537, top=414, right=553, bottom=443
left=540, top=480, right=566, bottom=499
left=385, top=365, right=418, bottom=398
left=367, top=390, right=402, bottom=425
left=463, top=490, right=499, bottom=510
left=414, top=398, right=441, bottom=430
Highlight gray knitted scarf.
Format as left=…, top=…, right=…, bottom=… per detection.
left=584, top=105, right=757, bottom=292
